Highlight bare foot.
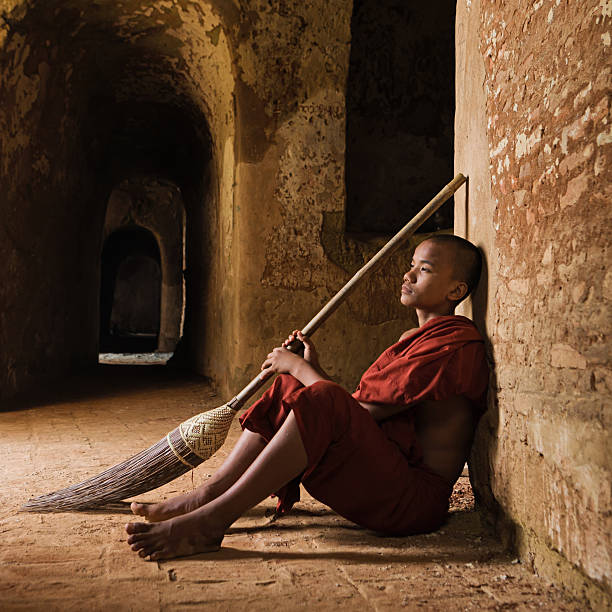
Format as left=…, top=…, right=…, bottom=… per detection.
left=125, top=509, right=224, bottom=561
left=130, top=489, right=208, bottom=522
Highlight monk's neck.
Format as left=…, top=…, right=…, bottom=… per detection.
left=416, top=308, right=456, bottom=327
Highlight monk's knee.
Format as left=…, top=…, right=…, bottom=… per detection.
left=271, top=373, right=304, bottom=395
left=300, top=381, right=354, bottom=422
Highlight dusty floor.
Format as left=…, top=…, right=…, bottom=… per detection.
left=0, top=366, right=584, bottom=611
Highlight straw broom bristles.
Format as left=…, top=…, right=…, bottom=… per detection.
left=22, top=404, right=237, bottom=511
left=21, top=174, right=466, bottom=513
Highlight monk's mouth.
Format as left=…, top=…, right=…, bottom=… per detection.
left=401, top=285, right=413, bottom=295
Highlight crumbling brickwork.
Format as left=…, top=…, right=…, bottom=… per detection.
left=456, top=0, right=611, bottom=606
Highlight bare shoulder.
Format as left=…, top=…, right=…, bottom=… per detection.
left=398, top=327, right=419, bottom=342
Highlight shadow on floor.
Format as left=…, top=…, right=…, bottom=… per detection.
left=2, top=365, right=213, bottom=413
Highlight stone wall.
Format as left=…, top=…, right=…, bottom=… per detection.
left=456, top=0, right=611, bottom=606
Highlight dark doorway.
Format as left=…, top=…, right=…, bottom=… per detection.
left=346, top=1, right=456, bottom=234
left=100, top=226, right=162, bottom=353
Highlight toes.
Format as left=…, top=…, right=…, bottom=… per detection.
left=125, top=521, right=150, bottom=534
left=138, top=543, right=164, bottom=559
left=127, top=533, right=148, bottom=545
left=130, top=502, right=145, bottom=515
left=149, top=550, right=167, bottom=561
left=128, top=535, right=148, bottom=550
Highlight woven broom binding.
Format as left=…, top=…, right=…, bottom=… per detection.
left=175, top=404, right=237, bottom=460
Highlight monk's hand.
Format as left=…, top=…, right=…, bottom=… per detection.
left=260, top=346, right=304, bottom=380
left=283, top=330, right=320, bottom=369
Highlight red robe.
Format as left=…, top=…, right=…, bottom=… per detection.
left=239, top=315, right=489, bottom=535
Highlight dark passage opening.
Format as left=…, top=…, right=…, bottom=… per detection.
left=346, top=1, right=456, bottom=234
left=100, top=226, right=162, bottom=353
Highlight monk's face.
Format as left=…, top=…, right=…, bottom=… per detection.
left=401, top=240, right=461, bottom=312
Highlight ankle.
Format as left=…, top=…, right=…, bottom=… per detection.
left=198, top=503, right=233, bottom=536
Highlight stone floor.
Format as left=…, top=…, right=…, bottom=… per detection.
left=0, top=366, right=584, bottom=611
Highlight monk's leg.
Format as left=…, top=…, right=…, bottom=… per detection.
left=125, top=411, right=308, bottom=560
left=131, top=374, right=305, bottom=522
left=130, top=428, right=267, bottom=522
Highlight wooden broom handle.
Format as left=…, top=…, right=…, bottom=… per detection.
left=228, top=173, right=467, bottom=410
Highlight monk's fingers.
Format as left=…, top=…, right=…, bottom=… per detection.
left=259, top=367, right=274, bottom=381
left=265, top=347, right=284, bottom=360
left=261, top=352, right=276, bottom=368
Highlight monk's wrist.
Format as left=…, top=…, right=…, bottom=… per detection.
left=291, top=359, right=327, bottom=386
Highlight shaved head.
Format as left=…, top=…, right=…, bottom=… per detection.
left=424, top=235, right=482, bottom=302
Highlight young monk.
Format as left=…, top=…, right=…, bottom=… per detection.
left=125, top=234, right=489, bottom=560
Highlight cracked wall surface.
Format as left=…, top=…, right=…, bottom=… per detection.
left=456, top=0, right=611, bottom=607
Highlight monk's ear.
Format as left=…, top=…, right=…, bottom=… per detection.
left=448, top=281, right=468, bottom=303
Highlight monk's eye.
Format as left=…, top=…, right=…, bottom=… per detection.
left=421, top=267, right=430, bottom=272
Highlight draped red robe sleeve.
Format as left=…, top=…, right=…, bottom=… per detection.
left=239, top=315, right=489, bottom=535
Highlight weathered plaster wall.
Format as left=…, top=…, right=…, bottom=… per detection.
left=0, top=0, right=102, bottom=395
left=215, top=0, right=419, bottom=394
left=456, top=0, right=611, bottom=606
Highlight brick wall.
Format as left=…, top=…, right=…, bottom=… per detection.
left=456, top=0, right=611, bottom=606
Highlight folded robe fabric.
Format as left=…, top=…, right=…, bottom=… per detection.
left=239, top=315, right=489, bottom=533
left=352, top=314, right=488, bottom=412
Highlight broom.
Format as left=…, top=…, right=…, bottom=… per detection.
left=23, top=173, right=466, bottom=511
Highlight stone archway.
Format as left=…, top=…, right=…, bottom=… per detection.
left=102, top=178, right=186, bottom=355
left=99, top=226, right=161, bottom=353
